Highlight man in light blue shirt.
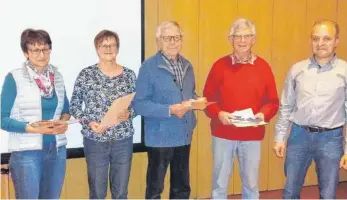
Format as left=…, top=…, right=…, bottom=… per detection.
left=274, top=20, right=347, bottom=199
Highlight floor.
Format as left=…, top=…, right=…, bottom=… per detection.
left=228, top=182, right=347, bottom=199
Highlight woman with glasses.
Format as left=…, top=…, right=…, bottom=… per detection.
left=70, top=30, right=136, bottom=199
left=0, top=28, right=70, bottom=199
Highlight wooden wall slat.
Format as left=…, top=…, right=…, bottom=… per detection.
left=268, top=0, right=307, bottom=190
left=198, top=0, right=238, bottom=197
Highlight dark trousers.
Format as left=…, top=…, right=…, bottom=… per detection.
left=145, top=145, right=191, bottom=199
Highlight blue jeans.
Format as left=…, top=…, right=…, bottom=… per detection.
left=284, top=123, right=343, bottom=199
left=83, top=136, right=133, bottom=199
left=211, top=136, right=261, bottom=199
left=9, top=142, right=66, bottom=199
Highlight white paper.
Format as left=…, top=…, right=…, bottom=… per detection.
left=231, top=121, right=267, bottom=127
left=229, top=108, right=267, bottom=127
left=66, top=119, right=80, bottom=125
left=232, top=108, right=255, bottom=119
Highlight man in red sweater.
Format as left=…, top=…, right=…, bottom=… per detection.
left=203, top=18, right=279, bottom=199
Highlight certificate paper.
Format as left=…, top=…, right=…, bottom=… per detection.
left=99, top=93, right=136, bottom=128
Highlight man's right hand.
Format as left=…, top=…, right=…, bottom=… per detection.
left=170, top=103, right=190, bottom=118
left=89, top=121, right=107, bottom=134
left=218, top=111, right=235, bottom=125
left=273, top=142, right=286, bottom=158
left=340, top=154, right=347, bottom=170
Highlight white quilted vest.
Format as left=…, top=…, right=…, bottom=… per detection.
left=7, top=64, right=67, bottom=152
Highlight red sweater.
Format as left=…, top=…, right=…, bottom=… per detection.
left=203, top=55, right=279, bottom=141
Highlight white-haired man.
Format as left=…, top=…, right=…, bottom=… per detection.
left=203, top=18, right=279, bottom=199
left=133, top=21, right=205, bottom=199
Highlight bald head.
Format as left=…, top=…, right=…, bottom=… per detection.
left=312, top=20, right=339, bottom=39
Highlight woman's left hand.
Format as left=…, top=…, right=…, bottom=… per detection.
left=52, top=120, right=68, bottom=134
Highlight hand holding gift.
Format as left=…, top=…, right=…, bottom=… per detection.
left=182, top=97, right=215, bottom=110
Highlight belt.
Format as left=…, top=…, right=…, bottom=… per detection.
left=299, top=125, right=343, bottom=133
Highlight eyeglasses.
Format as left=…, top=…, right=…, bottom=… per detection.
left=161, top=35, right=182, bottom=42
left=99, top=44, right=118, bottom=50
left=29, top=48, right=51, bottom=56
left=231, top=34, right=254, bottom=41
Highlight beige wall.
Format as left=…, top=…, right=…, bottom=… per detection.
left=2, top=0, right=347, bottom=198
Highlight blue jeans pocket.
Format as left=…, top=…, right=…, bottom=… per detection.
left=287, top=124, right=303, bottom=145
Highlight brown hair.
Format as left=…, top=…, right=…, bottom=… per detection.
left=20, top=28, right=52, bottom=53
left=94, top=30, right=120, bottom=49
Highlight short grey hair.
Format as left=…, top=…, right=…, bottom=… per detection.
left=156, top=21, right=183, bottom=38
left=229, top=18, right=256, bottom=36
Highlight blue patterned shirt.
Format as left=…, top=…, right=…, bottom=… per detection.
left=70, top=64, right=136, bottom=142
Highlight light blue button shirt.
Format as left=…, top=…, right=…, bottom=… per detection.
left=275, top=56, right=347, bottom=153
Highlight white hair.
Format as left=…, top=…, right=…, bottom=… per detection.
left=229, top=18, right=256, bottom=36
left=156, top=21, right=183, bottom=38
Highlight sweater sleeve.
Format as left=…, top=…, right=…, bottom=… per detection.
left=132, top=63, right=171, bottom=118
left=259, top=62, right=280, bottom=122
left=203, top=62, right=222, bottom=119
left=62, top=91, right=70, bottom=114
left=70, top=70, right=92, bottom=125
left=1, top=73, right=28, bottom=133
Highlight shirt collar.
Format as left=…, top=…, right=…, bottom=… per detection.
left=230, top=52, right=257, bottom=65
left=308, top=54, right=337, bottom=71
left=159, top=50, right=181, bottom=64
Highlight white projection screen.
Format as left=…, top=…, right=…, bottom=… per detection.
left=0, top=0, right=145, bottom=164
